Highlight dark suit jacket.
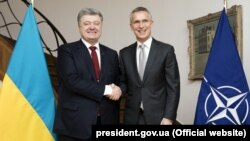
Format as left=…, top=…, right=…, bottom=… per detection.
left=119, top=38, right=180, bottom=124
left=53, top=40, right=120, bottom=139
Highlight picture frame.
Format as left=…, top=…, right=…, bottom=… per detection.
left=187, top=5, right=242, bottom=80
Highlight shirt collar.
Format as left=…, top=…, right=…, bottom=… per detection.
left=137, top=37, right=152, bottom=48
left=81, top=38, right=100, bottom=50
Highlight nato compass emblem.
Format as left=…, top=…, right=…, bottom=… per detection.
left=203, top=77, right=249, bottom=125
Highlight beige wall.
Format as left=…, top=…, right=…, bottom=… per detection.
left=0, top=0, right=250, bottom=124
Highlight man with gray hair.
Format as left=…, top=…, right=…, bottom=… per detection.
left=119, top=7, right=180, bottom=125
left=53, top=8, right=121, bottom=141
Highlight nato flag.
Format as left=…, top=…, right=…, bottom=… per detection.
left=194, top=8, right=250, bottom=125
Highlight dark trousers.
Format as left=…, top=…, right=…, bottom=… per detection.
left=59, top=116, right=101, bottom=141
left=138, top=109, right=146, bottom=124
left=96, top=116, right=101, bottom=125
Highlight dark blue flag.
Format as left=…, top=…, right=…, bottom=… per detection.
left=194, top=8, right=250, bottom=125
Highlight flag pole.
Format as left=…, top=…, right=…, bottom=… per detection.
left=31, top=0, right=34, bottom=8
left=224, top=0, right=228, bottom=12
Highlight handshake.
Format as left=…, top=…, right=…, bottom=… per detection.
left=105, top=84, right=122, bottom=101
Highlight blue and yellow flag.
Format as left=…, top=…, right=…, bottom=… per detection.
left=194, top=8, right=250, bottom=125
left=0, top=5, right=57, bottom=140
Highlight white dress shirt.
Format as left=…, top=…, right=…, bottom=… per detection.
left=81, top=38, right=112, bottom=95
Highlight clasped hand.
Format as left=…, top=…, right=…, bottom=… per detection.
left=106, top=84, right=121, bottom=101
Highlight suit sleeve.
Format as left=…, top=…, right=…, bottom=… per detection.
left=57, top=45, right=104, bottom=102
left=164, top=46, right=180, bottom=120
left=113, top=51, right=120, bottom=86
left=118, top=50, right=128, bottom=95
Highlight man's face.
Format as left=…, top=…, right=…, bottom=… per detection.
left=79, top=15, right=102, bottom=44
left=130, top=11, right=153, bottom=43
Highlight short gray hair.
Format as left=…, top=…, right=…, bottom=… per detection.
left=130, top=7, right=152, bottom=23
left=77, top=8, right=103, bottom=25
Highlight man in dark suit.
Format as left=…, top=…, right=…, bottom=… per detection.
left=119, top=7, right=180, bottom=125
left=53, top=8, right=121, bottom=141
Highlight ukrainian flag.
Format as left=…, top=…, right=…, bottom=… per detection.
left=0, top=5, right=57, bottom=141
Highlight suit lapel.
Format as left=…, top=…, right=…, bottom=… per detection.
left=130, top=43, right=142, bottom=84
left=76, top=40, right=96, bottom=80
left=143, top=40, right=158, bottom=82
left=99, top=45, right=106, bottom=82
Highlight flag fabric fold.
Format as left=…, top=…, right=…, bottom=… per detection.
left=194, top=8, right=250, bottom=125
left=0, top=5, right=57, bottom=140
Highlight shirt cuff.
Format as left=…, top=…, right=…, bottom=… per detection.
left=104, top=85, right=112, bottom=95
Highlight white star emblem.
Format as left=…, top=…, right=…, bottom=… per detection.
left=205, top=86, right=249, bottom=125
left=203, top=77, right=249, bottom=125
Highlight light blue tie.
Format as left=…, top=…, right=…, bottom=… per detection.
left=139, top=44, right=146, bottom=110
left=139, top=44, right=146, bottom=80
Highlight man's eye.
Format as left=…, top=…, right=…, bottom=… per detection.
left=83, top=22, right=90, bottom=26
left=93, top=21, right=101, bottom=25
